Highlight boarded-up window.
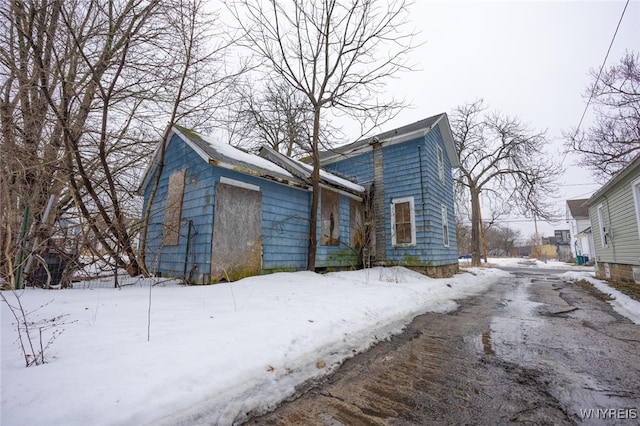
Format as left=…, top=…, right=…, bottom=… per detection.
left=320, top=189, right=340, bottom=246
left=391, top=197, right=415, bottom=246
left=163, top=170, right=185, bottom=246
left=349, top=199, right=364, bottom=248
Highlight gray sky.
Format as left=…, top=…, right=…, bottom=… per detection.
left=364, top=0, right=640, bottom=239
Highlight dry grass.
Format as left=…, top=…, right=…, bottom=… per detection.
left=573, top=280, right=615, bottom=301
left=605, top=280, right=640, bottom=302
left=574, top=279, right=640, bottom=303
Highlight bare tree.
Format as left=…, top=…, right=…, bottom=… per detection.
left=228, top=0, right=416, bottom=269
left=565, top=51, right=640, bottom=181
left=484, top=225, right=522, bottom=256
left=451, top=100, right=562, bottom=267
left=229, top=79, right=313, bottom=156
left=1, top=0, right=241, bottom=286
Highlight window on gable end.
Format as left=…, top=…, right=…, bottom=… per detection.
left=391, top=197, right=416, bottom=247
left=163, top=170, right=185, bottom=246
left=437, top=145, right=445, bottom=185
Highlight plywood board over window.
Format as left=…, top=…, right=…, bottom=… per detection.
left=321, top=189, right=340, bottom=246
left=350, top=198, right=365, bottom=248
left=211, top=180, right=262, bottom=281
left=163, top=170, right=185, bottom=246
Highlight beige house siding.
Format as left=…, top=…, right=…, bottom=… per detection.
left=589, top=166, right=640, bottom=267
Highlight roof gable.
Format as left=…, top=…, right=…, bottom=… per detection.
left=318, top=113, right=460, bottom=168
left=138, top=126, right=364, bottom=196
left=137, top=126, right=306, bottom=194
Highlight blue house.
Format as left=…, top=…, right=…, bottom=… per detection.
left=320, top=113, right=460, bottom=277
left=138, top=113, right=459, bottom=283
left=137, top=126, right=365, bottom=284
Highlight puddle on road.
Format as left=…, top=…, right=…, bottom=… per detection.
left=479, top=274, right=640, bottom=423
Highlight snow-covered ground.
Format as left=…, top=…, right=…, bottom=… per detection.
left=461, top=256, right=596, bottom=270
left=1, top=261, right=638, bottom=425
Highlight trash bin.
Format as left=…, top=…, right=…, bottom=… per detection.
left=582, top=255, right=589, bottom=264
left=31, top=253, right=67, bottom=288
left=576, top=255, right=583, bottom=265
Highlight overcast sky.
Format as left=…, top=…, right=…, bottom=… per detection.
left=363, top=0, right=640, bottom=239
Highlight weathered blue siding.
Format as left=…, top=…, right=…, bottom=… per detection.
left=142, top=134, right=216, bottom=283
left=258, top=175, right=310, bottom=273
left=325, top=150, right=375, bottom=183
left=142, top=133, right=314, bottom=282
left=323, top=126, right=458, bottom=268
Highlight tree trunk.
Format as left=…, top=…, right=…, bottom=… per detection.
left=470, top=187, right=482, bottom=267
left=307, top=107, right=321, bottom=271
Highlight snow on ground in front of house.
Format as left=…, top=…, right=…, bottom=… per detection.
left=460, top=256, right=596, bottom=271
left=1, top=267, right=509, bottom=426
left=560, top=271, right=640, bottom=325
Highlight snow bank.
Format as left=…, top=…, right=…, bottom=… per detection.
left=1, top=267, right=506, bottom=426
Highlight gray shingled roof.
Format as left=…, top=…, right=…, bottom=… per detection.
left=318, top=114, right=444, bottom=161
left=317, top=113, right=459, bottom=168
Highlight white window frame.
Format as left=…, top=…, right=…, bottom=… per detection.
left=390, top=197, right=416, bottom=247
left=437, top=145, right=445, bottom=185
left=632, top=176, right=640, bottom=241
left=597, top=204, right=608, bottom=248
left=441, top=204, right=450, bottom=247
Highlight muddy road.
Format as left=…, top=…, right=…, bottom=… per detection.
left=245, top=270, right=640, bottom=425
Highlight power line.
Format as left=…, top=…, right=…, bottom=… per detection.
left=574, top=0, right=630, bottom=135
left=557, top=183, right=600, bottom=187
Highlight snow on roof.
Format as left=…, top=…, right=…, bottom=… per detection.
left=174, top=126, right=298, bottom=181
left=297, top=160, right=365, bottom=193
left=258, top=145, right=364, bottom=195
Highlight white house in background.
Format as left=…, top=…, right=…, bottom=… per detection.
left=566, top=199, right=594, bottom=262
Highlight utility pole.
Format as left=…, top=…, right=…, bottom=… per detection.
left=533, top=214, right=540, bottom=259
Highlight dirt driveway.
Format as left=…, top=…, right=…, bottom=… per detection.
left=245, top=270, right=640, bottom=425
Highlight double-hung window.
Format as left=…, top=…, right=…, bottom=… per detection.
left=391, top=197, right=416, bottom=246
left=441, top=204, right=450, bottom=247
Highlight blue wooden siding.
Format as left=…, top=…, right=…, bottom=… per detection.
left=323, top=126, right=458, bottom=267
left=257, top=175, right=310, bottom=273
left=142, top=133, right=216, bottom=283
left=325, top=150, right=374, bottom=183
left=418, top=126, right=458, bottom=265
left=143, top=133, right=313, bottom=282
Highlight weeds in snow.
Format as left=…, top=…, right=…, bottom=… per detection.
left=1, top=291, right=75, bottom=367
